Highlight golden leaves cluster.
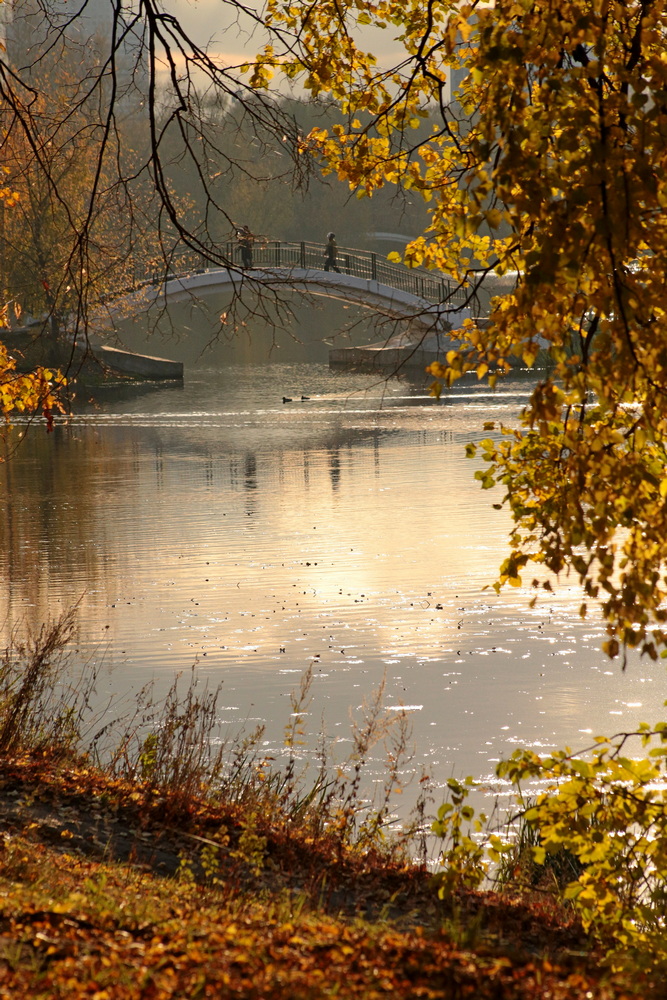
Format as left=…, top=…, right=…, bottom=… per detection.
left=0, top=342, right=66, bottom=433
left=434, top=719, right=667, bottom=975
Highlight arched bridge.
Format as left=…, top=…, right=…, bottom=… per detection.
left=102, top=240, right=476, bottom=332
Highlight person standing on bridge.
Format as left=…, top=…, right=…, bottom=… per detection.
left=323, top=232, right=341, bottom=273
left=236, top=225, right=254, bottom=268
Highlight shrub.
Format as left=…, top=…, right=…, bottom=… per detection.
left=433, top=725, right=667, bottom=975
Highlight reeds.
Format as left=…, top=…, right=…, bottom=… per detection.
left=0, top=605, right=97, bottom=757
left=0, top=609, right=429, bottom=861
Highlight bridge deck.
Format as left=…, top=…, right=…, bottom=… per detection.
left=95, top=240, right=515, bottom=336
left=135, top=240, right=473, bottom=310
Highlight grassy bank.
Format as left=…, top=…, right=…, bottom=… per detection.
left=0, top=613, right=653, bottom=998
left=0, top=750, right=643, bottom=1000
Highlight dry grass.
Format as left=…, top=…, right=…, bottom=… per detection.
left=0, top=606, right=96, bottom=758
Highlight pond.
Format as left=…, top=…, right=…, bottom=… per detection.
left=1, top=351, right=663, bottom=817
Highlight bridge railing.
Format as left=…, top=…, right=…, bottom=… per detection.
left=135, top=240, right=471, bottom=310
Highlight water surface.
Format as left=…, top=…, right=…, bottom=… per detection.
left=1, top=361, right=662, bottom=808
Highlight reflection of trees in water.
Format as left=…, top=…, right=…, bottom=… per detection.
left=0, top=411, right=404, bottom=635
left=75, top=380, right=184, bottom=411
left=0, top=428, right=111, bottom=624
left=145, top=423, right=392, bottom=520
left=233, top=428, right=388, bottom=502
left=243, top=454, right=258, bottom=520
left=328, top=447, right=341, bottom=492
left=154, top=444, right=164, bottom=492
left=244, top=455, right=258, bottom=491
left=162, top=423, right=395, bottom=461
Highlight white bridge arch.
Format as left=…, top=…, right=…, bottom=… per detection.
left=101, top=240, right=476, bottom=332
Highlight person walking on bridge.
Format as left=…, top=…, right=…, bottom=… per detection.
left=323, top=232, right=341, bottom=273
left=236, top=225, right=254, bottom=268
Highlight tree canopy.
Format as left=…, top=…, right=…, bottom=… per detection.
left=246, top=0, right=667, bottom=661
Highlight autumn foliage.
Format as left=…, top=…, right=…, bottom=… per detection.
left=0, top=42, right=66, bottom=431
left=0, top=342, right=65, bottom=435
